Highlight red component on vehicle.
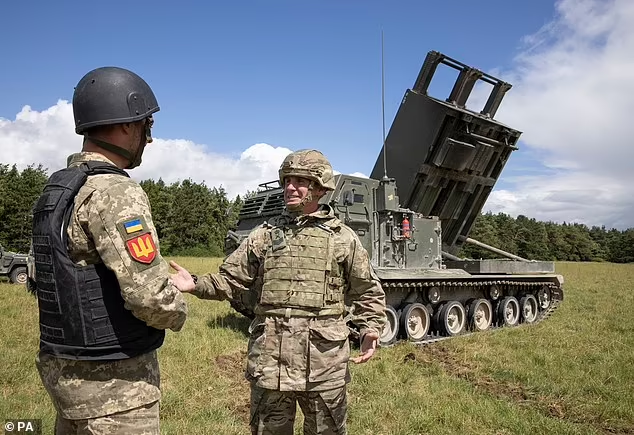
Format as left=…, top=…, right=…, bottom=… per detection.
left=402, top=217, right=411, bottom=239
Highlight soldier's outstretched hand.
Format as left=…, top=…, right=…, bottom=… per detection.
left=350, top=331, right=379, bottom=364
left=169, top=261, right=196, bottom=293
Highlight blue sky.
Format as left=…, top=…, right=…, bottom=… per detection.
left=1, top=0, right=633, bottom=229
left=1, top=0, right=555, bottom=172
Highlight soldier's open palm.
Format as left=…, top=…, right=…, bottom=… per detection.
left=169, top=261, right=196, bottom=292
left=350, top=332, right=379, bottom=364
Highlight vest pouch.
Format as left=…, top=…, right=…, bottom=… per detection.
left=261, top=226, right=336, bottom=310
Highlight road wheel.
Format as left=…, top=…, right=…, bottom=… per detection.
left=400, top=303, right=430, bottom=343
left=438, top=301, right=466, bottom=336
left=379, top=305, right=400, bottom=347
left=520, top=295, right=539, bottom=323
left=497, top=296, right=520, bottom=327
left=537, top=286, right=552, bottom=310
left=467, top=298, right=493, bottom=331
left=10, top=267, right=27, bottom=285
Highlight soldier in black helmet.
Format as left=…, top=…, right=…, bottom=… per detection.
left=73, top=66, right=159, bottom=168
left=32, top=67, right=187, bottom=434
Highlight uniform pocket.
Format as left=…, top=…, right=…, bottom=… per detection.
left=308, top=320, right=350, bottom=383
left=246, top=318, right=267, bottom=379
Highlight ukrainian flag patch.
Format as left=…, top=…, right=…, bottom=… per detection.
left=123, top=218, right=144, bottom=234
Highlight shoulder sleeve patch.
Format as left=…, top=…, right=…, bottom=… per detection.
left=118, top=216, right=150, bottom=239
left=117, top=216, right=159, bottom=267
left=125, top=233, right=157, bottom=264
left=122, top=217, right=145, bottom=235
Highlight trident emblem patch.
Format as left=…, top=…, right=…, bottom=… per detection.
left=125, top=233, right=157, bottom=264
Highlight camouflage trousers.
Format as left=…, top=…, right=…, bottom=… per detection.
left=54, top=401, right=159, bottom=435
left=250, top=385, right=347, bottom=435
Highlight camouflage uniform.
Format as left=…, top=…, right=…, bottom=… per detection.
left=36, top=152, right=188, bottom=434
left=193, top=173, right=386, bottom=435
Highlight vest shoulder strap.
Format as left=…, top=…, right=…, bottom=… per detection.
left=80, top=161, right=129, bottom=178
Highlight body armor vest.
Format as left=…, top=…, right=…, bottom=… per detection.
left=32, top=162, right=164, bottom=360
left=260, top=222, right=345, bottom=313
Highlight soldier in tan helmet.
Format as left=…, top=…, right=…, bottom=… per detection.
left=171, top=149, right=387, bottom=435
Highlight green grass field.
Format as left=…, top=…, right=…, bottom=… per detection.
left=1, top=260, right=633, bottom=434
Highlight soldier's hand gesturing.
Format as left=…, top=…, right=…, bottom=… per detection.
left=169, top=261, right=196, bottom=293
left=350, top=331, right=379, bottom=364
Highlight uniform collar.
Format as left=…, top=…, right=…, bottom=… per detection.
left=66, top=152, right=118, bottom=168
left=283, top=204, right=336, bottom=226
left=306, top=204, right=335, bottom=219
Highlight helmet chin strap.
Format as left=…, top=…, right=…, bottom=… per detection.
left=84, top=135, right=145, bottom=170
left=83, top=117, right=152, bottom=170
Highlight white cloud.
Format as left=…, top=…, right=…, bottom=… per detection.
left=2, top=0, right=632, bottom=229
left=0, top=101, right=368, bottom=199
left=0, top=101, right=77, bottom=171
left=348, top=172, right=369, bottom=178
left=332, top=169, right=368, bottom=179
left=0, top=100, right=292, bottom=198
left=484, top=0, right=634, bottom=229
left=485, top=173, right=632, bottom=229
left=134, top=140, right=292, bottom=197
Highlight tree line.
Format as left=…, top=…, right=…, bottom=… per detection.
left=1, top=163, right=633, bottom=262
left=0, top=164, right=242, bottom=257
left=460, top=212, right=634, bottom=263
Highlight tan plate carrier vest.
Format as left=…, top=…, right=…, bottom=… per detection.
left=260, top=222, right=345, bottom=314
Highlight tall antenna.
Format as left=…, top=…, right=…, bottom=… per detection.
left=381, top=30, right=388, bottom=179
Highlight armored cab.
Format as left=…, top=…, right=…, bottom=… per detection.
left=226, top=51, right=564, bottom=345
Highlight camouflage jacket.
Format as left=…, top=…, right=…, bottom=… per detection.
left=36, top=152, right=188, bottom=419
left=193, top=206, right=386, bottom=391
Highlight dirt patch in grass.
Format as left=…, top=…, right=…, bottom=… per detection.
left=215, top=351, right=251, bottom=423
left=406, top=344, right=633, bottom=435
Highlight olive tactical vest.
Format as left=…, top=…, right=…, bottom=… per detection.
left=32, top=162, right=164, bottom=360
left=260, top=221, right=346, bottom=312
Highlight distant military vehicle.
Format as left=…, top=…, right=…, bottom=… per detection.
left=0, top=243, right=29, bottom=285
left=224, top=51, right=564, bottom=345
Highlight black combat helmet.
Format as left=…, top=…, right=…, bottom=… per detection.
left=72, top=67, right=160, bottom=134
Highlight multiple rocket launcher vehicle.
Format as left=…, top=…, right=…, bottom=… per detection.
left=225, top=51, right=564, bottom=345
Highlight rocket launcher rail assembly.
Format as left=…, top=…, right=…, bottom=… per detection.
left=370, top=51, right=522, bottom=256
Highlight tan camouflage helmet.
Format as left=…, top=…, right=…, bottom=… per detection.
left=278, top=149, right=336, bottom=191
